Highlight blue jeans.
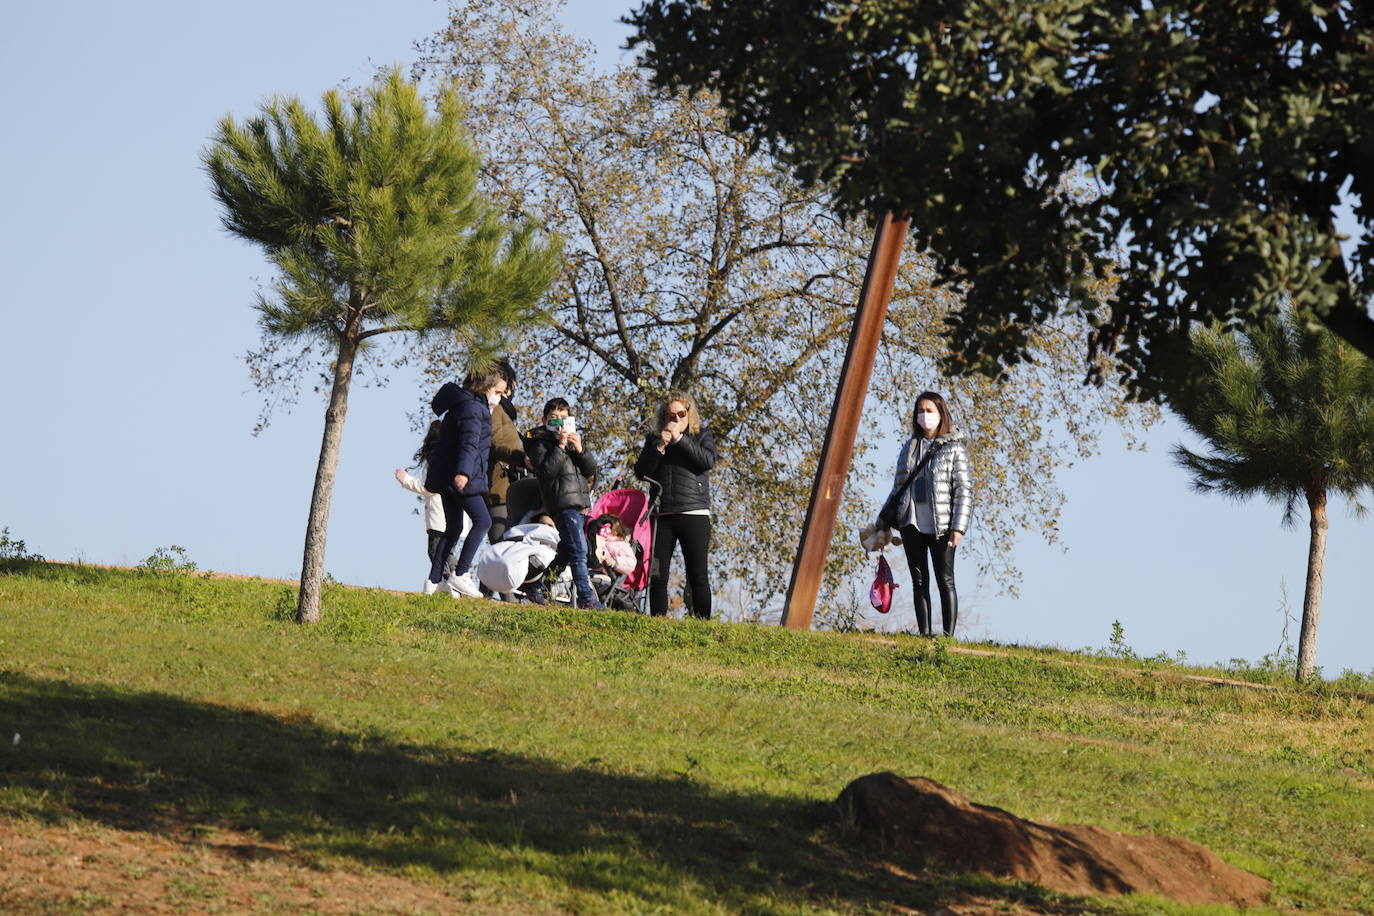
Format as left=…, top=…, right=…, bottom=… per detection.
left=545, top=507, right=595, bottom=604
left=430, top=491, right=491, bottom=582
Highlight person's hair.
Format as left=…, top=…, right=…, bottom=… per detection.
left=494, top=357, right=516, bottom=394
left=542, top=397, right=570, bottom=419
left=911, top=391, right=954, bottom=437
left=414, top=419, right=442, bottom=465
left=597, top=514, right=630, bottom=539
left=654, top=390, right=702, bottom=436
left=463, top=367, right=505, bottom=395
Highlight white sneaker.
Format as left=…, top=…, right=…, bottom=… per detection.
left=447, top=572, right=482, bottom=599
left=422, top=579, right=441, bottom=595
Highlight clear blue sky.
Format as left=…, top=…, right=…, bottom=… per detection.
left=2, top=1, right=1369, bottom=677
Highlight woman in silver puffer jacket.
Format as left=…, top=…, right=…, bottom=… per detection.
left=879, top=391, right=973, bottom=637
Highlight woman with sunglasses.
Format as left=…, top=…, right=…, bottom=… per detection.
left=635, top=390, right=717, bottom=619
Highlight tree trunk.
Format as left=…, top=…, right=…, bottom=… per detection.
left=296, top=332, right=359, bottom=624
left=1295, top=486, right=1328, bottom=682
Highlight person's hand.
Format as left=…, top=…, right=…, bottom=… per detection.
left=454, top=473, right=469, bottom=492
left=949, top=530, right=964, bottom=548
left=659, top=427, right=674, bottom=451
left=394, top=468, right=407, bottom=484
left=566, top=431, right=583, bottom=453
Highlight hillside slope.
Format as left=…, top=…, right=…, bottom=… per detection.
left=2, top=560, right=1371, bottom=914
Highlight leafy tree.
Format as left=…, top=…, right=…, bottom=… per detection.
left=204, top=70, right=560, bottom=623
left=415, top=0, right=1153, bottom=612
left=1171, top=309, right=1374, bottom=680
left=627, top=1, right=1374, bottom=399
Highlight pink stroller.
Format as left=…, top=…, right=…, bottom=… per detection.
left=584, top=479, right=658, bottom=613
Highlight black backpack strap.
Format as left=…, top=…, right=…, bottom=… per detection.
left=878, top=442, right=943, bottom=527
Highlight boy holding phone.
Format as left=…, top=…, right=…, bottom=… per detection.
left=522, top=398, right=603, bottom=608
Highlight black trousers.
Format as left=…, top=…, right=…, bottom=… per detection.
left=651, top=513, right=712, bottom=619
left=899, top=526, right=958, bottom=636
left=426, top=529, right=456, bottom=579
left=487, top=503, right=509, bottom=544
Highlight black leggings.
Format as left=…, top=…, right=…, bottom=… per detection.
left=651, top=513, right=712, bottom=619
left=900, top=526, right=958, bottom=636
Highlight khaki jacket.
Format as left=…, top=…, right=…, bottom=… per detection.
left=486, top=404, right=526, bottom=505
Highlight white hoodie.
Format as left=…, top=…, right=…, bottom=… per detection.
left=396, top=466, right=471, bottom=539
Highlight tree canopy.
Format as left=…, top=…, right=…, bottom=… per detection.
left=415, top=0, right=1152, bottom=616
left=628, top=1, right=1374, bottom=399
left=205, top=70, right=560, bottom=622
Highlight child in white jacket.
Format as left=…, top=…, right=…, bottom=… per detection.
left=395, top=421, right=470, bottom=594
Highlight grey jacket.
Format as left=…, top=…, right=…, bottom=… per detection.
left=882, top=431, right=973, bottom=537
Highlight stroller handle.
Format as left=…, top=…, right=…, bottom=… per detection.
left=612, top=472, right=663, bottom=498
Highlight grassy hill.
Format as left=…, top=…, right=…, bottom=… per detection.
left=1, top=558, right=1371, bottom=914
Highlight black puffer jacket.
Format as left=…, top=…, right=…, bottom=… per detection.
left=524, top=427, right=598, bottom=511
left=634, top=429, right=716, bottom=514
left=424, top=383, right=492, bottom=496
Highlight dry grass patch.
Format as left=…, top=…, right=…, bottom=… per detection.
left=0, top=817, right=546, bottom=916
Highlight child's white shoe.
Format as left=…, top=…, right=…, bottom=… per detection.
left=448, top=572, right=482, bottom=599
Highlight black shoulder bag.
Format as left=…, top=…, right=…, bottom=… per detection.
left=876, top=442, right=942, bottom=530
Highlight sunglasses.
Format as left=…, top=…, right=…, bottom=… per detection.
left=667, top=409, right=688, bottom=420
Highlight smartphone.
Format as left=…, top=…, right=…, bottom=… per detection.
left=563, top=416, right=576, bottom=436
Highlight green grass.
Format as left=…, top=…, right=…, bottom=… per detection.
left=2, top=559, right=1372, bottom=914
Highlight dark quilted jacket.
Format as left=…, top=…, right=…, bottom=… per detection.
left=634, top=429, right=716, bottom=514
left=424, top=383, right=493, bottom=496
left=524, top=426, right=598, bottom=511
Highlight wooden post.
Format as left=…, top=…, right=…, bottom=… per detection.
left=780, top=211, right=908, bottom=630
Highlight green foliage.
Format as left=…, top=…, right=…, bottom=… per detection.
left=0, top=527, right=43, bottom=563
left=418, top=0, right=1155, bottom=608
left=1171, top=311, right=1374, bottom=519
left=1105, top=620, right=1136, bottom=660
left=137, top=545, right=199, bottom=575
left=628, top=1, right=1374, bottom=398
left=205, top=69, right=559, bottom=362
left=3, top=563, right=1374, bottom=912
left=1170, top=309, right=1374, bottom=680
left=1333, top=668, right=1374, bottom=691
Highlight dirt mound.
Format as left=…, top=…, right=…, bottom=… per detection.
left=836, top=772, right=1270, bottom=907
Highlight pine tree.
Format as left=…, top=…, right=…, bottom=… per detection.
left=204, top=69, right=560, bottom=623
left=1171, top=311, right=1374, bottom=680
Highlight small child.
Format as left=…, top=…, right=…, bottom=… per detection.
left=592, top=515, right=638, bottom=577
left=422, top=369, right=506, bottom=598
left=522, top=398, right=604, bottom=609
left=395, top=421, right=470, bottom=594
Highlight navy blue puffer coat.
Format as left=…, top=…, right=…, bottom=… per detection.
left=424, top=383, right=493, bottom=496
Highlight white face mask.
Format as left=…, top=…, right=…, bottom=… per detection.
left=916, top=411, right=940, bottom=432
left=486, top=389, right=504, bottom=408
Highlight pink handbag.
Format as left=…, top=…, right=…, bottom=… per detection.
left=869, top=554, right=897, bottom=614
